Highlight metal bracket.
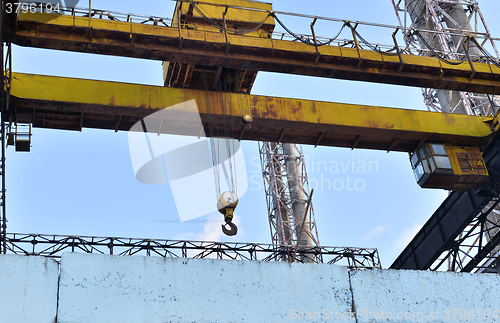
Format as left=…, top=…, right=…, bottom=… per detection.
left=223, top=8, right=230, bottom=54
left=462, top=36, right=476, bottom=81
left=349, top=23, right=363, bottom=68
left=314, top=132, right=324, bottom=147
left=178, top=6, right=183, bottom=49
left=310, top=18, right=321, bottom=64
left=277, top=129, right=285, bottom=143
left=351, top=135, right=361, bottom=150
left=392, top=28, right=405, bottom=72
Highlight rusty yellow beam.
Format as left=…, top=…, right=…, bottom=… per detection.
left=8, top=73, right=496, bottom=152
left=7, top=12, right=500, bottom=94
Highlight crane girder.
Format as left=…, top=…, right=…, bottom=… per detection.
left=7, top=73, right=498, bottom=152
left=6, top=11, right=500, bottom=95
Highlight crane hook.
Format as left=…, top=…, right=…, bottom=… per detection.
left=222, top=221, right=238, bottom=236
left=217, top=192, right=239, bottom=236
left=221, top=208, right=238, bottom=236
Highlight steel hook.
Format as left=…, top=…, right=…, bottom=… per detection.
left=221, top=222, right=238, bottom=236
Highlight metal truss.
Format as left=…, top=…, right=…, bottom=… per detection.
left=391, top=0, right=500, bottom=273
left=392, top=0, right=500, bottom=116
left=392, top=0, right=500, bottom=59
left=435, top=169, right=500, bottom=273
left=429, top=198, right=500, bottom=273
left=4, top=233, right=381, bottom=269
left=0, top=24, right=9, bottom=253
left=258, top=142, right=320, bottom=260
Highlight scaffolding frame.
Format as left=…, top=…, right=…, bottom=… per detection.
left=4, top=233, right=381, bottom=268
left=392, top=0, right=500, bottom=116
left=258, top=142, right=321, bottom=261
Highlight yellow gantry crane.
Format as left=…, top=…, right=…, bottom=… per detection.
left=3, top=0, right=500, bottom=264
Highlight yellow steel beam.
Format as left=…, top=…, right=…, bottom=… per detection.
left=7, top=12, right=500, bottom=94
left=8, top=73, right=496, bottom=152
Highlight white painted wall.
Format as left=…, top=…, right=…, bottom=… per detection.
left=57, top=253, right=354, bottom=323
left=2, top=252, right=500, bottom=323
left=350, top=268, right=500, bottom=323
left=0, top=255, right=59, bottom=323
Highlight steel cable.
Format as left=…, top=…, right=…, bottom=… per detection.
left=272, top=13, right=342, bottom=46
left=188, top=0, right=271, bottom=36
left=345, top=23, right=399, bottom=56
left=470, top=37, right=500, bottom=69
left=414, top=31, right=466, bottom=65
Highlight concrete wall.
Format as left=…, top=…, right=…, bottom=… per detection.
left=350, top=269, right=500, bottom=323
left=57, top=253, right=354, bottom=323
left=1, top=253, right=500, bottom=322
left=0, top=255, right=59, bottom=323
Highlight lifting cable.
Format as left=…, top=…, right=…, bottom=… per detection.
left=214, top=69, right=237, bottom=197
left=202, top=68, right=239, bottom=236
left=201, top=67, right=220, bottom=200
left=219, top=70, right=238, bottom=197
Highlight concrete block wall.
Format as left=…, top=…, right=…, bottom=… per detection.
left=1, top=253, right=500, bottom=323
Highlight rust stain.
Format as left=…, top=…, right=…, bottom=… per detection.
left=290, top=101, right=302, bottom=115
left=441, top=112, right=457, bottom=125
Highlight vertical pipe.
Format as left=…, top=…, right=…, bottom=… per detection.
left=407, top=0, right=468, bottom=115
left=442, top=4, right=495, bottom=115
left=443, top=5, right=480, bottom=56
left=283, top=144, right=313, bottom=254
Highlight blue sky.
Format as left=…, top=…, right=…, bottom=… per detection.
left=6, top=0, right=500, bottom=267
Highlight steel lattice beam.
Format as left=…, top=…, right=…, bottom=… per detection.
left=4, top=233, right=382, bottom=268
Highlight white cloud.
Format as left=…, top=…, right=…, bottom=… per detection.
left=364, top=225, right=389, bottom=241
left=394, top=224, right=423, bottom=249
left=175, top=212, right=245, bottom=259
left=175, top=212, right=244, bottom=252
